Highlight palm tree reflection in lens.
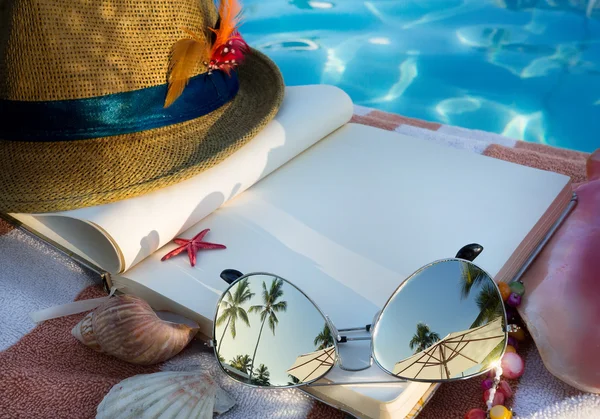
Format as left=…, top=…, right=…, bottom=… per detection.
left=253, top=364, right=271, bottom=386
left=459, top=262, right=488, bottom=299
left=215, top=278, right=255, bottom=355
left=459, top=261, right=506, bottom=369
left=313, top=323, right=334, bottom=350
left=471, top=281, right=504, bottom=329
left=409, top=323, right=441, bottom=354
left=248, top=278, right=288, bottom=381
left=229, top=354, right=253, bottom=375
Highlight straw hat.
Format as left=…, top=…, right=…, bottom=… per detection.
left=0, top=0, right=284, bottom=213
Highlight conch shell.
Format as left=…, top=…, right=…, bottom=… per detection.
left=72, top=295, right=199, bottom=365
left=518, top=148, right=600, bottom=393
left=96, top=370, right=235, bottom=419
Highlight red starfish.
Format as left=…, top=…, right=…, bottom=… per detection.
left=160, top=228, right=226, bottom=267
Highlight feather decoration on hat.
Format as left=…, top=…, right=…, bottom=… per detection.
left=164, top=0, right=249, bottom=108
left=164, top=29, right=211, bottom=108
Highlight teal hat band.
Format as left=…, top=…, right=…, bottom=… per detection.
left=0, top=70, right=239, bottom=142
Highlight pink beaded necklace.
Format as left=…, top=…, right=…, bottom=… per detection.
left=464, top=280, right=527, bottom=419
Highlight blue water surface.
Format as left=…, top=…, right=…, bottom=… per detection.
left=240, top=0, right=600, bottom=152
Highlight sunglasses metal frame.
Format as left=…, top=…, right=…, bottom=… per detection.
left=209, top=249, right=510, bottom=389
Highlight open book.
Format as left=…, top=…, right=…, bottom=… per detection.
left=4, top=85, right=573, bottom=419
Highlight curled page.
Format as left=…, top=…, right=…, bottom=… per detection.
left=11, top=85, right=353, bottom=273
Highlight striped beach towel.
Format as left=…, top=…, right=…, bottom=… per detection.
left=1, top=108, right=598, bottom=419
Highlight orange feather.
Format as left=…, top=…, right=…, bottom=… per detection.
left=163, top=1, right=245, bottom=107
left=210, top=0, right=243, bottom=57
left=164, top=30, right=210, bottom=108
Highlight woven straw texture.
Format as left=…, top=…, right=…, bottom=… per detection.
left=0, top=0, right=284, bottom=213
left=0, top=0, right=218, bottom=100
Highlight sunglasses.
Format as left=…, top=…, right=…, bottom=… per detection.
left=208, top=244, right=510, bottom=388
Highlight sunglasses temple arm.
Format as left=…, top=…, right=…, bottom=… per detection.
left=337, top=324, right=371, bottom=333
left=335, top=324, right=372, bottom=343
left=338, top=336, right=371, bottom=343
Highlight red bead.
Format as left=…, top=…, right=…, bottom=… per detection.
left=498, top=380, right=513, bottom=398
left=484, top=389, right=506, bottom=406
left=465, top=408, right=487, bottom=419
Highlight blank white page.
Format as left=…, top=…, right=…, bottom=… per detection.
left=123, top=122, right=570, bottom=400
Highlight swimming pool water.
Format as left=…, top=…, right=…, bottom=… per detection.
left=240, top=0, right=600, bottom=153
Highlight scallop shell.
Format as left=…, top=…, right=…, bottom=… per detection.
left=96, top=371, right=235, bottom=419
left=72, top=295, right=199, bottom=365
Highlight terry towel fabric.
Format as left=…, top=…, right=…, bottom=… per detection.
left=0, top=107, right=598, bottom=419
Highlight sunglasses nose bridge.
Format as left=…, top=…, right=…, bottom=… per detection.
left=335, top=344, right=374, bottom=372
left=326, top=316, right=376, bottom=372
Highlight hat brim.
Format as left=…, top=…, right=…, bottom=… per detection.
left=0, top=48, right=284, bottom=213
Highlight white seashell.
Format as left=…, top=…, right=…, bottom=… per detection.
left=97, top=370, right=235, bottom=419
left=71, top=295, right=199, bottom=365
